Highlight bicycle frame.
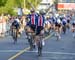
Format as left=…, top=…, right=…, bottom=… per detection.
left=12, top=27, right=18, bottom=44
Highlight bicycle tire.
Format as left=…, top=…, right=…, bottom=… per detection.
left=63, top=26, right=66, bottom=34
left=38, top=40, right=42, bottom=56
left=12, top=28, right=17, bottom=44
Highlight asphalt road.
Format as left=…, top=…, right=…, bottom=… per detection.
left=10, top=28, right=75, bottom=60
left=0, top=32, right=29, bottom=60
left=0, top=17, right=75, bottom=60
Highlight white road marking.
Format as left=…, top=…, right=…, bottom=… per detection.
left=39, top=56, right=73, bottom=59
left=0, top=50, right=21, bottom=52
left=26, top=51, right=75, bottom=55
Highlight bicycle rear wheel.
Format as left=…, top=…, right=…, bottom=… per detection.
left=63, top=26, right=66, bottom=34
left=56, top=32, right=60, bottom=41
left=38, top=40, right=42, bottom=56
left=12, top=28, right=17, bottom=44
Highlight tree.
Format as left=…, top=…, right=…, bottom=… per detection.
left=0, top=0, right=42, bottom=15
left=0, top=0, right=7, bottom=7
left=25, top=0, right=42, bottom=9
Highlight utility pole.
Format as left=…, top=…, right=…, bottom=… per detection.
left=24, top=0, right=26, bottom=14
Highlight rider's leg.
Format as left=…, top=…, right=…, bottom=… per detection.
left=58, top=25, right=61, bottom=39
left=72, top=29, right=75, bottom=37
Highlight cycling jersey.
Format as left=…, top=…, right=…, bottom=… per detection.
left=48, top=18, right=53, bottom=24
left=66, top=15, right=71, bottom=23
left=36, top=15, right=45, bottom=35
left=55, top=18, right=61, bottom=27
left=12, top=20, right=20, bottom=29
left=51, top=17, right=56, bottom=23
left=55, top=18, right=61, bottom=24
left=27, top=13, right=38, bottom=25
left=27, top=13, right=38, bottom=31
left=62, top=19, right=67, bottom=25
left=72, top=21, right=75, bottom=25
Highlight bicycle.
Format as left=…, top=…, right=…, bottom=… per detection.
left=12, top=26, right=18, bottom=44
left=35, top=30, right=44, bottom=56
left=71, top=27, right=75, bottom=38
left=27, top=32, right=35, bottom=50
left=62, top=25, right=66, bottom=34
left=55, top=27, right=61, bottom=41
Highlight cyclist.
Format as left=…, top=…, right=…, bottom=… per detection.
left=36, top=10, right=45, bottom=36
left=11, top=17, right=20, bottom=43
left=11, top=17, right=20, bottom=33
left=71, top=21, right=75, bottom=37
left=55, top=16, right=62, bottom=39
left=49, top=15, right=56, bottom=31
left=44, top=16, right=51, bottom=35
left=66, top=15, right=71, bottom=29
left=26, top=9, right=38, bottom=49
left=35, top=9, right=45, bottom=56
left=26, top=9, right=38, bottom=33
left=62, top=17, right=67, bottom=34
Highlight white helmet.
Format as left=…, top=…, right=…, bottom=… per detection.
left=55, top=13, right=59, bottom=18
left=57, top=18, right=61, bottom=24
left=39, top=9, right=45, bottom=15
left=15, top=18, right=20, bottom=23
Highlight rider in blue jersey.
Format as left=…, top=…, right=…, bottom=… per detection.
left=72, top=21, right=75, bottom=37
left=36, top=10, right=45, bottom=35
left=27, top=9, right=38, bottom=32
left=62, top=17, right=67, bottom=26
left=11, top=17, right=20, bottom=29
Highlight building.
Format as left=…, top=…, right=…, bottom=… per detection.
left=58, top=0, right=75, bottom=3
left=57, top=0, right=75, bottom=10
left=37, top=0, right=53, bottom=10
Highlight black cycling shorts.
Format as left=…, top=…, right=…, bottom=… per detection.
left=55, top=23, right=61, bottom=28
left=36, top=26, right=44, bottom=35
left=29, top=24, right=36, bottom=32
left=67, top=20, right=70, bottom=23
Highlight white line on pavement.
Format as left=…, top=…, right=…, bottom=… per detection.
left=0, top=50, right=21, bottom=52
left=8, top=33, right=54, bottom=60
left=38, top=56, right=73, bottom=59
left=26, top=51, right=75, bottom=55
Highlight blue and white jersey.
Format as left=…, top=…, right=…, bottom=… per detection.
left=48, top=19, right=52, bottom=24
left=55, top=18, right=62, bottom=24
left=51, top=17, right=56, bottom=23
left=12, top=19, right=20, bottom=28
left=27, top=13, right=38, bottom=25
left=62, top=18, right=67, bottom=25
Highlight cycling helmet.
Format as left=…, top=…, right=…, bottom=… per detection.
left=39, top=9, right=45, bottom=15
left=57, top=18, right=61, bottom=24
left=30, top=8, right=35, bottom=13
